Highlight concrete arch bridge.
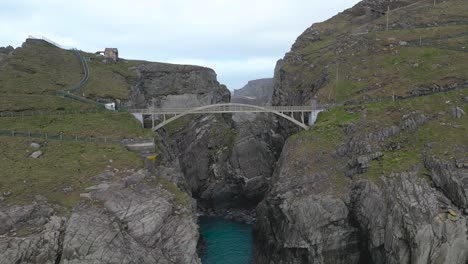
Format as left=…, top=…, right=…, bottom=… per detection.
left=130, top=103, right=324, bottom=131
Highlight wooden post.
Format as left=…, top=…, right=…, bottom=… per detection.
left=386, top=6, right=390, bottom=31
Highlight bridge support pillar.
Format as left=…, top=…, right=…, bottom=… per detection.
left=151, top=114, right=155, bottom=129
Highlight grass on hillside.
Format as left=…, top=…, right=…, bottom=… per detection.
left=81, top=53, right=146, bottom=100
left=0, top=112, right=154, bottom=138
left=379, top=0, right=468, bottom=28
left=290, top=89, right=467, bottom=188
left=0, top=136, right=143, bottom=209
left=0, top=40, right=82, bottom=95
left=280, top=0, right=468, bottom=105
left=0, top=94, right=98, bottom=112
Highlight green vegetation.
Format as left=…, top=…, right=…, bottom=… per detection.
left=81, top=53, right=146, bottom=99
left=0, top=136, right=143, bottom=209
left=0, top=40, right=82, bottom=95
left=359, top=89, right=467, bottom=184
left=289, top=88, right=467, bottom=189
left=208, top=118, right=238, bottom=151
left=163, top=114, right=199, bottom=135
left=0, top=39, right=158, bottom=209
left=0, top=94, right=98, bottom=112
left=316, top=106, right=360, bottom=127
left=0, top=112, right=154, bottom=138
left=0, top=39, right=146, bottom=112
left=280, top=0, right=468, bottom=105
left=155, top=177, right=191, bottom=208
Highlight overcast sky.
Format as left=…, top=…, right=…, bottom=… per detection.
left=0, top=0, right=360, bottom=90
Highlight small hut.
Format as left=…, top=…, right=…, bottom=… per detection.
left=104, top=48, right=119, bottom=62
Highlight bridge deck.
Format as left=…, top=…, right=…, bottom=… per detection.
left=129, top=103, right=326, bottom=131
left=129, top=105, right=315, bottom=115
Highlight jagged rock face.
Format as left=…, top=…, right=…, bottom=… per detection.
left=61, top=170, right=200, bottom=264
left=350, top=175, right=468, bottom=264
left=254, top=136, right=468, bottom=263
left=167, top=114, right=241, bottom=206
left=229, top=114, right=282, bottom=205
left=0, top=200, right=65, bottom=264
left=128, top=62, right=230, bottom=109
left=0, top=46, right=14, bottom=55
left=0, top=170, right=200, bottom=264
left=227, top=78, right=283, bottom=206
left=255, top=83, right=468, bottom=262
left=232, top=78, right=274, bottom=105
left=424, top=156, right=468, bottom=209
left=0, top=45, right=13, bottom=63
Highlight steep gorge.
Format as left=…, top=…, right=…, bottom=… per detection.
left=1, top=0, right=468, bottom=262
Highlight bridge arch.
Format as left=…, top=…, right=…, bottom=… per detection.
left=149, top=103, right=312, bottom=131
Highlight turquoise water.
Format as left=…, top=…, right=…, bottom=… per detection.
left=199, top=216, right=253, bottom=264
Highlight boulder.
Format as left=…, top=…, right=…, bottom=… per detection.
left=30, top=142, right=41, bottom=149
left=451, top=107, right=465, bottom=119
left=30, top=150, right=43, bottom=158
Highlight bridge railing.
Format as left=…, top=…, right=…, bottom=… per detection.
left=128, top=104, right=323, bottom=115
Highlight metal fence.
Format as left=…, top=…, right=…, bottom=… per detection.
left=27, top=35, right=75, bottom=50
left=0, top=109, right=106, bottom=118
left=0, top=129, right=154, bottom=146
left=66, top=49, right=90, bottom=93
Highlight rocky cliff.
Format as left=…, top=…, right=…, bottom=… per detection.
left=0, top=170, right=200, bottom=264
left=127, top=62, right=230, bottom=109
left=0, top=45, right=13, bottom=62
left=232, top=78, right=274, bottom=105
left=254, top=0, right=468, bottom=263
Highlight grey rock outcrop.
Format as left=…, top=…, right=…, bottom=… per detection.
left=61, top=170, right=200, bottom=264
left=30, top=142, right=41, bottom=149
left=0, top=200, right=65, bottom=264
left=232, top=78, right=274, bottom=105
left=30, top=150, right=43, bottom=158
left=127, top=62, right=230, bottom=109
left=0, top=170, right=200, bottom=264
left=0, top=46, right=14, bottom=55
left=61, top=204, right=160, bottom=264
left=451, top=106, right=466, bottom=119
left=425, top=156, right=468, bottom=209
left=0, top=45, right=13, bottom=63
left=229, top=116, right=279, bottom=205
left=351, top=173, right=468, bottom=264
left=254, top=138, right=468, bottom=263
left=253, top=103, right=468, bottom=263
